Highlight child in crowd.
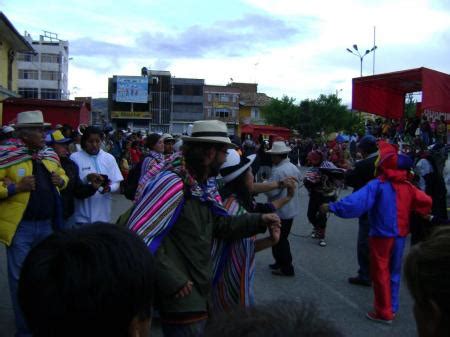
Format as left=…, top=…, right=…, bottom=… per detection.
left=304, top=150, right=343, bottom=247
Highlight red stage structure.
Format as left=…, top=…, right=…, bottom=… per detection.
left=352, top=67, right=450, bottom=121
left=241, top=124, right=291, bottom=141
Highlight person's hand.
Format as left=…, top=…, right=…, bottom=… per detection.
left=87, top=173, right=103, bottom=190
left=16, top=176, right=35, bottom=192
left=269, top=225, right=281, bottom=244
left=261, top=213, right=281, bottom=230
left=281, top=176, right=298, bottom=188
left=284, top=179, right=297, bottom=198
left=2, top=177, right=13, bottom=187
left=175, top=281, right=193, bottom=299
left=319, top=203, right=329, bottom=214
left=51, top=172, right=64, bottom=187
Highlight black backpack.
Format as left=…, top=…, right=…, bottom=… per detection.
left=123, top=160, right=144, bottom=200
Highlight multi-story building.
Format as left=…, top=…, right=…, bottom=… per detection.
left=15, top=31, right=69, bottom=100
left=0, top=12, right=34, bottom=105
left=172, top=78, right=204, bottom=134
left=203, top=85, right=240, bottom=135
left=227, top=82, right=271, bottom=133
left=108, top=70, right=172, bottom=133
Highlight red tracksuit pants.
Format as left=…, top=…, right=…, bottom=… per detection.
left=369, top=236, right=406, bottom=320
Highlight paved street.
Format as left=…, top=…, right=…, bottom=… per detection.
left=0, top=177, right=417, bottom=337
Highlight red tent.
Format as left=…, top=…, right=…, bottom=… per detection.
left=241, top=124, right=291, bottom=141
left=352, top=67, right=450, bottom=120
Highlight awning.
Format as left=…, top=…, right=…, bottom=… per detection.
left=352, top=67, right=450, bottom=119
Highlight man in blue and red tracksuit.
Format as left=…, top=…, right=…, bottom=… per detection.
left=320, top=141, right=432, bottom=324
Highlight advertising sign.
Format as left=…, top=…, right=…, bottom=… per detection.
left=111, top=111, right=152, bottom=119
left=116, top=76, right=149, bottom=103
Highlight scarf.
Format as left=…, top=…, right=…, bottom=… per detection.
left=0, top=144, right=60, bottom=169
left=127, top=154, right=228, bottom=253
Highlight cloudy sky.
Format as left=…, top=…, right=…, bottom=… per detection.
left=4, top=0, right=450, bottom=104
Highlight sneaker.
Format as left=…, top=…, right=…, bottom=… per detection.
left=269, top=263, right=280, bottom=270
left=366, top=311, right=393, bottom=325
left=311, top=230, right=320, bottom=239
left=348, top=276, right=371, bottom=287
left=318, top=239, right=327, bottom=247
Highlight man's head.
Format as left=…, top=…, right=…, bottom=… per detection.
left=81, top=126, right=103, bottom=155
left=357, top=135, right=378, bottom=157
left=205, top=301, right=342, bottom=337
left=18, top=224, right=155, bottom=337
left=46, top=130, right=73, bottom=158
left=266, top=141, right=291, bottom=165
left=161, top=133, right=175, bottom=155
left=404, top=227, right=450, bottom=337
left=181, top=120, right=234, bottom=181
left=15, top=110, right=50, bottom=150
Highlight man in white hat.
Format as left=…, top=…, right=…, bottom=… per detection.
left=161, top=133, right=175, bottom=155
left=0, top=110, right=69, bottom=336
left=127, top=120, right=281, bottom=336
left=265, top=141, right=302, bottom=276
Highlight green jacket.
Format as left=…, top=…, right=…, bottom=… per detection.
left=155, top=197, right=265, bottom=314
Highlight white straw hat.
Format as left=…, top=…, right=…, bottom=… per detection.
left=182, top=120, right=236, bottom=148
left=15, top=110, right=50, bottom=128
left=266, top=141, right=291, bottom=154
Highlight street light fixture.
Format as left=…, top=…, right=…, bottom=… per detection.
left=346, top=44, right=377, bottom=77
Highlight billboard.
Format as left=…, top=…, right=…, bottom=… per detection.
left=116, top=76, right=149, bottom=103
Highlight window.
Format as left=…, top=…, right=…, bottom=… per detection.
left=41, top=71, right=60, bottom=81
left=220, top=94, right=229, bottom=103
left=18, top=87, right=38, bottom=99
left=215, top=109, right=230, bottom=118
left=41, top=88, right=60, bottom=100
left=17, top=53, right=39, bottom=62
left=207, top=94, right=212, bottom=101
left=41, top=53, right=60, bottom=63
left=251, top=107, right=260, bottom=119
left=18, top=69, right=38, bottom=80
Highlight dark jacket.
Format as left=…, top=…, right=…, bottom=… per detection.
left=60, top=157, right=97, bottom=219
left=154, top=197, right=265, bottom=314
left=345, top=152, right=378, bottom=191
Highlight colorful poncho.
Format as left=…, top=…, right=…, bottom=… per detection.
left=211, top=195, right=255, bottom=314
left=0, top=143, right=60, bottom=169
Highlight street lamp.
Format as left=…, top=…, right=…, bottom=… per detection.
left=346, top=44, right=377, bottom=77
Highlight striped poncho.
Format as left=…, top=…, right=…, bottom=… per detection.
left=210, top=195, right=256, bottom=313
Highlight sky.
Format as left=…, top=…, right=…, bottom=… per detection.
left=3, top=0, right=450, bottom=105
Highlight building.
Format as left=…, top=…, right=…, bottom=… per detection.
left=108, top=70, right=172, bottom=133
left=203, top=84, right=240, bottom=135
left=0, top=11, right=34, bottom=123
left=227, top=82, right=271, bottom=133
left=172, top=77, right=204, bottom=134
left=15, top=31, right=69, bottom=100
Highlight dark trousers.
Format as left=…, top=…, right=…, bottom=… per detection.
left=357, top=214, right=371, bottom=281
left=272, top=218, right=294, bottom=274
left=307, top=193, right=335, bottom=238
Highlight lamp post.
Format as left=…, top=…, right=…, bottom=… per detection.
left=346, top=44, right=377, bottom=77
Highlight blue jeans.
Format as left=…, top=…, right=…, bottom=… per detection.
left=357, top=215, right=371, bottom=281
left=7, top=219, right=53, bottom=337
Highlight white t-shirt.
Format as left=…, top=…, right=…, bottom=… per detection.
left=70, top=149, right=123, bottom=224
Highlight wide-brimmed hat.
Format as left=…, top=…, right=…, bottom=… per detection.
left=266, top=141, right=291, bottom=154
left=182, top=120, right=236, bottom=148
left=220, top=149, right=256, bottom=183
left=45, top=130, right=73, bottom=145
left=161, top=133, right=175, bottom=142
left=2, top=125, right=14, bottom=133
left=15, top=110, right=50, bottom=128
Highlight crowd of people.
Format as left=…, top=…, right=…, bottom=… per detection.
left=0, top=109, right=449, bottom=337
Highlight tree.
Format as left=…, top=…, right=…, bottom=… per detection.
left=263, top=93, right=364, bottom=138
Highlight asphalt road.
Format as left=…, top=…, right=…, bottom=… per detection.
left=0, top=173, right=418, bottom=337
